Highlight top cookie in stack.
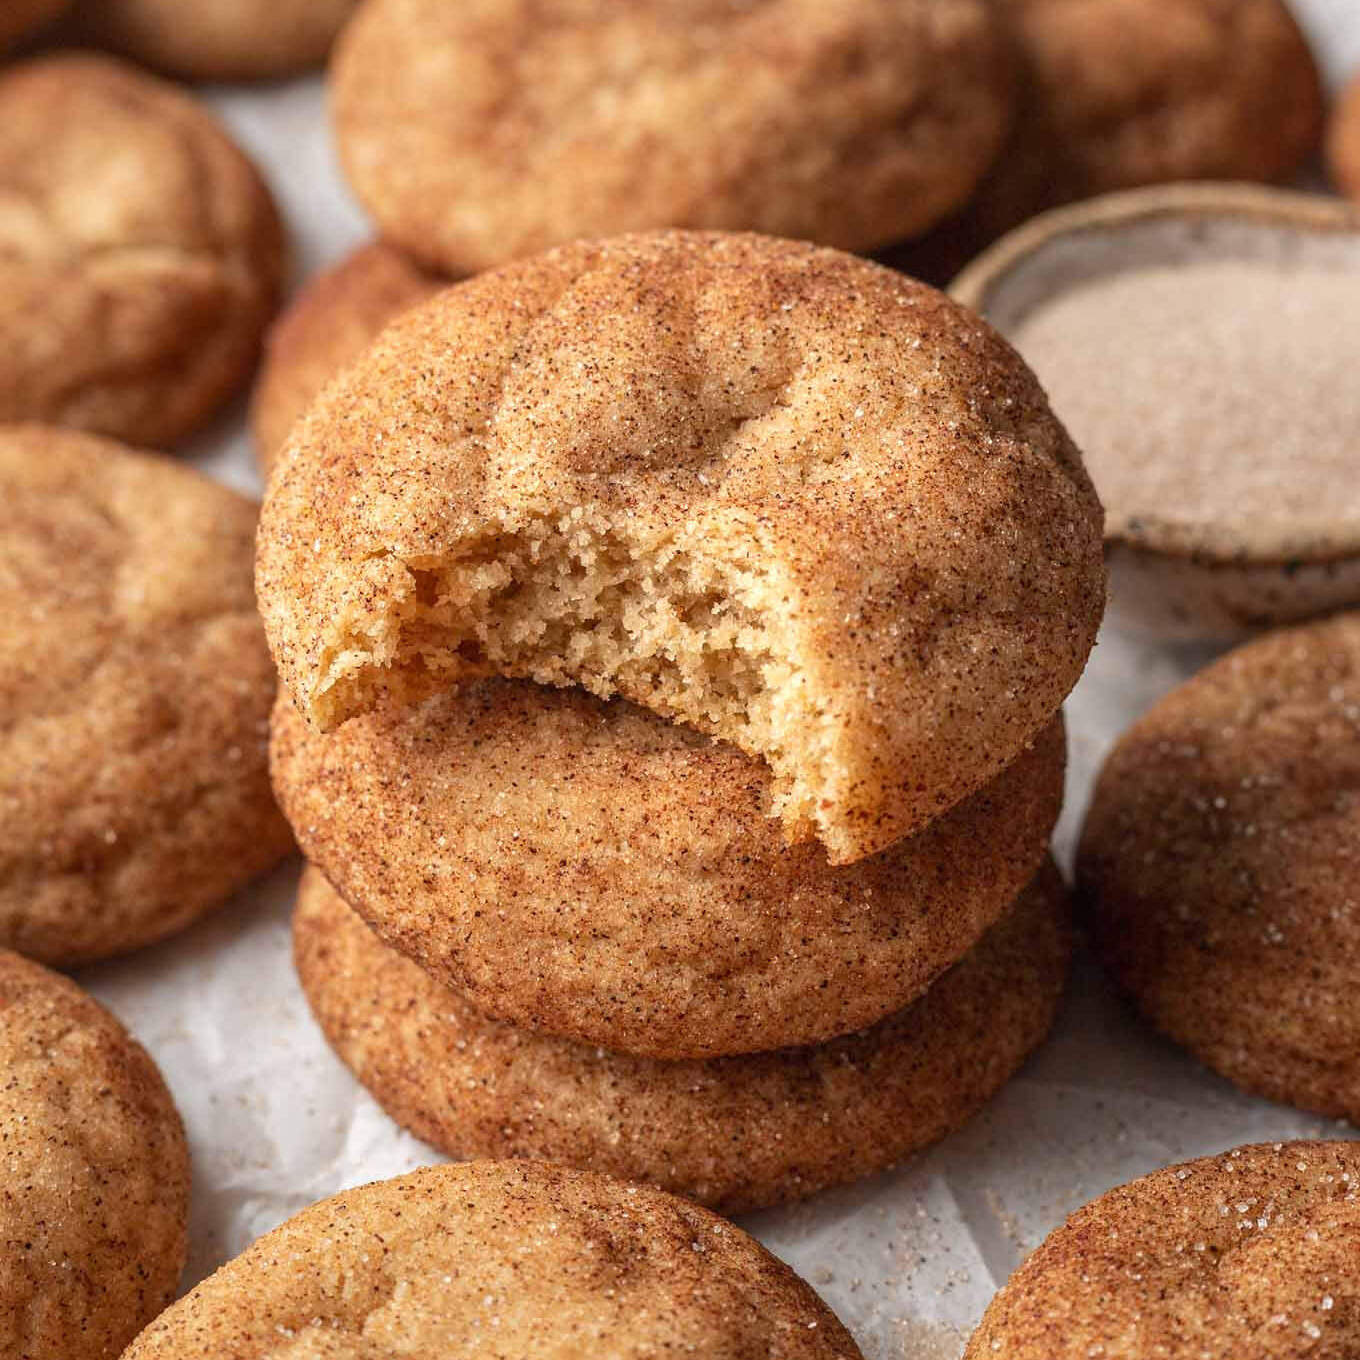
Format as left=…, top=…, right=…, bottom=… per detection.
left=258, top=232, right=1104, bottom=866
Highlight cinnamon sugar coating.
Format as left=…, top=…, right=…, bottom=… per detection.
left=965, top=1141, right=1360, bottom=1360
left=258, top=232, right=1103, bottom=864
left=122, top=1161, right=863, bottom=1359
left=1078, top=613, right=1360, bottom=1122
left=251, top=243, right=443, bottom=475
left=0, top=427, right=293, bottom=966
left=295, top=861, right=1070, bottom=1213
left=271, top=678, right=1064, bottom=1059
left=331, top=0, right=1014, bottom=273
left=0, top=950, right=189, bottom=1360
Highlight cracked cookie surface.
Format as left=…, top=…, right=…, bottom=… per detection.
left=0, top=426, right=293, bottom=966
left=0, top=54, right=283, bottom=448
left=1078, top=612, right=1360, bottom=1122
left=964, top=1141, right=1360, bottom=1360
left=271, top=678, right=1064, bottom=1058
left=0, top=949, right=189, bottom=1360
left=122, top=1160, right=863, bottom=1359
left=258, top=232, right=1104, bottom=865
left=331, top=0, right=1014, bottom=272
left=295, top=860, right=1070, bottom=1212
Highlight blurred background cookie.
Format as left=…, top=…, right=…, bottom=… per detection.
left=889, top=0, right=1323, bottom=282
left=965, top=1141, right=1360, bottom=1359
left=257, top=233, right=1104, bottom=865
left=0, top=54, right=283, bottom=448
left=122, top=1161, right=863, bottom=1358
left=251, top=242, right=443, bottom=475
left=0, top=950, right=189, bottom=1360
left=330, top=0, right=1015, bottom=273
left=68, top=0, right=360, bottom=82
left=0, top=427, right=293, bottom=966
left=0, top=0, right=69, bottom=51
left=955, top=184, right=1360, bottom=640
left=272, top=682, right=1064, bottom=1059
left=1329, top=71, right=1360, bottom=202
left=1077, top=612, right=1360, bottom=1123
left=293, top=861, right=1071, bottom=1213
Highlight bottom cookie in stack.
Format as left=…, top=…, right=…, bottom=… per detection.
left=294, top=860, right=1071, bottom=1214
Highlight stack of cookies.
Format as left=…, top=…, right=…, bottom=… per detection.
left=259, top=230, right=1106, bottom=1212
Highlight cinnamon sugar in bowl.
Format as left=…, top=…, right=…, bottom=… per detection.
left=954, top=184, right=1360, bottom=639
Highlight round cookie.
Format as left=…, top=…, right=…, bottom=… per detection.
left=295, top=861, right=1071, bottom=1213
left=964, top=1141, right=1360, bottom=1360
left=0, top=54, right=284, bottom=449
left=1077, top=612, right=1360, bottom=1122
left=330, top=0, right=1015, bottom=274
left=71, top=0, right=361, bottom=82
left=122, top=1160, right=863, bottom=1358
left=0, top=0, right=69, bottom=51
left=1329, top=73, right=1360, bottom=205
left=252, top=243, right=443, bottom=475
left=0, top=949, right=190, bottom=1360
left=258, top=232, right=1105, bottom=866
left=0, top=426, right=294, bottom=966
left=273, top=677, right=1065, bottom=1059
left=890, top=0, right=1324, bottom=282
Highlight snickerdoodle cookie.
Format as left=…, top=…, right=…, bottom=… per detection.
left=0, top=950, right=189, bottom=1360
left=272, top=676, right=1064, bottom=1058
left=258, top=233, right=1104, bottom=864
left=955, top=185, right=1360, bottom=639
left=71, top=0, right=360, bottom=81
left=0, top=54, right=283, bottom=448
left=0, top=426, right=293, bottom=966
left=0, top=0, right=68, bottom=50
left=965, top=1141, right=1360, bottom=1360
left=893, top=0, right=1323, bottom=279
left=295, top=861, right=1070, bottom=1213
left=252, top=243, right=442, bottom=474
left=1078, top=613, right=1360, bottom=1123
left=330, top=0, right=1014, bottom=273
left=122, top=1160, right=863, bottom=1359
left=1329, top=74, right=1360, bottom=204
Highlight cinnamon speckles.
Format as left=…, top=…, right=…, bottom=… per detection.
left=331, top=0, right=1013, bottom=272
left=1077, top=612, right=1360, bottom=1123
left=293, top=861, right=1071, bottom=1212
left=257, top=231, right=1104, bottom=865
left=271, top=681, right=1065, bottom=1059
left=0, top=426, right=294, bottom=966
left=120, top=1161, right=864, bottom=1359
left=0, top=950, right=189, bottom=1360
left=963, top=1141, right=1360, bottom=1360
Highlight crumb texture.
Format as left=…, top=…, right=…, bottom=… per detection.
left=1077, top=612, right=1360, bottom=1122
left=0, top=54, right=283, bottom=447
left=121, top=1161, right=863, bottom=1359
left=0, top=426, right=293, bottom=965
left=0, top=950, right=189, bottom=1360
left=295, top=861, right=1070, bottom=1213
left=71, top=0, right=360, bottom=81
left=258, top=232, right=1104, bottom=863
left=253, top=243, right=444, bottom=473
left=271, top=679, right=1064, bottom=1059
left=965, top=1141, right=1360, bottom=1359
left=331, top=0, right=1013, bottom=271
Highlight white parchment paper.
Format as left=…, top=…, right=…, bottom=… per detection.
left=75, top=7, right=1359, bottom=1353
